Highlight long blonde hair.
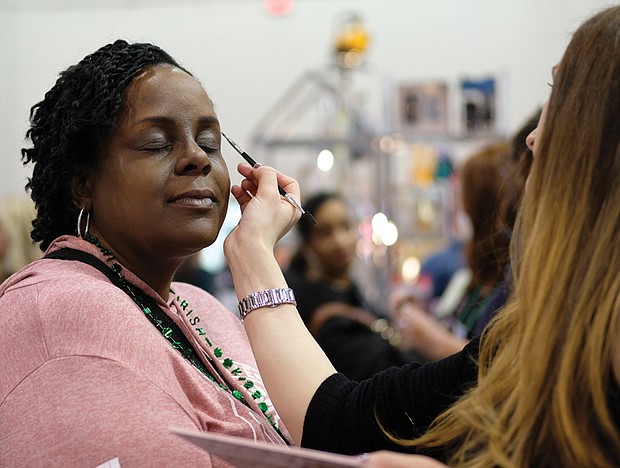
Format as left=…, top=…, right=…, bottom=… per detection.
left=409, top=6, right=620, bottom=466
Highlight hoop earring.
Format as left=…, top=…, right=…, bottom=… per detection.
left=77, top=207, right=90, bottom=239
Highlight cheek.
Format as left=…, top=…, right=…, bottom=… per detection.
left=217, top=167, right=232, bottom=217
left=346, top=229, right=358, bottom=246
left=130, top=165, right=169, bottom=204
left=532, top=101, right=550, bottom=155
left=309, top=238, right=332, bottom=260
left=103, top=169, right=169, bottom=225
left=213, top=159, right=231, bottom=193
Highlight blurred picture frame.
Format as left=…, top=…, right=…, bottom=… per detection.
left=460, top=76, right=496, bottom=134
left=397, top=82, right=449, bottom=134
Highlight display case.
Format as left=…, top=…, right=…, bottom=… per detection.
left=247, top=66, right=507, bottom=309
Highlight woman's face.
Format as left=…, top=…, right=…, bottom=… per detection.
left=526, top=65, right=557, bottom=155
left=525, top=103, right=548, bottom=157
left=85, top=65, right=230, bottom=273
left=306, top=198, right=357, bottom=277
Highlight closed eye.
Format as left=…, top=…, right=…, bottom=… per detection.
left=196, top=135, right=220, bottom=154
left=142, top=144, right=172, bottom=153
left=199, top=144, right=220, bottom=154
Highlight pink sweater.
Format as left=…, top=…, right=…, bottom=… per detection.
left=0, top=236, right=289, bottom=467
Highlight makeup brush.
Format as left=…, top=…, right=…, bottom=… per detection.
left=222, top=133, right=317, bottom=225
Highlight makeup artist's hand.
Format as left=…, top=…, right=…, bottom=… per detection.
left=226, top=163, right=301, bottom=253
left=224, top=163, right=334, bottom=446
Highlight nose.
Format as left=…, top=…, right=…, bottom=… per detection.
left=526, top=128, right=537, bottom=152
left=177, top=141, right=212, bottom=175
left=333, top=227, right=355, bottom=250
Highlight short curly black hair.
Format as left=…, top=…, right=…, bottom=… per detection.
left=21, top=39, right=190, bottom=251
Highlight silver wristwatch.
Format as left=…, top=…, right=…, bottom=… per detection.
left=238, top=288, right=297, bottom=323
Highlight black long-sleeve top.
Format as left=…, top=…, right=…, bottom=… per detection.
left=302, top=336, right=620, bottom=463
left=301, top=338, right=480, bottom=457
left=285, top=268, right=424, bottom=381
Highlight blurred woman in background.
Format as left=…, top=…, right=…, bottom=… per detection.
left=285, top=192, right=423, bottom=380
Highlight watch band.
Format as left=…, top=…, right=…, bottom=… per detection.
left=238, top=288, right=297, bottom=323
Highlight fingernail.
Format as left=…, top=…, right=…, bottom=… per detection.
left=355, top=453, right=369, bottom=464
left=253, top=163, right=262, bottom=168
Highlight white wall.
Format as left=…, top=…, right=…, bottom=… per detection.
left=0, top=0, right=614, bottom=197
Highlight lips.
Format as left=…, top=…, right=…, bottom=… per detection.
left=169, top=189, right=217, bottom=207
left=333, top=248, right=354, bottom=264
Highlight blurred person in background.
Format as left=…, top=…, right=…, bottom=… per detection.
left=391, top=140, right=514, bottom=361
left=393, top=109, right=540, bottom=361
left=285, top=191, right=426, bottom=380
left=0, top=195, right=41, bottom=282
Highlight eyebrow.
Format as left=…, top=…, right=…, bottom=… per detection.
left=137, top=115, right=220, bottom=127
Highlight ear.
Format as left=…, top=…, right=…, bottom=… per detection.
left=71, top=170, right=94, bottom=210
